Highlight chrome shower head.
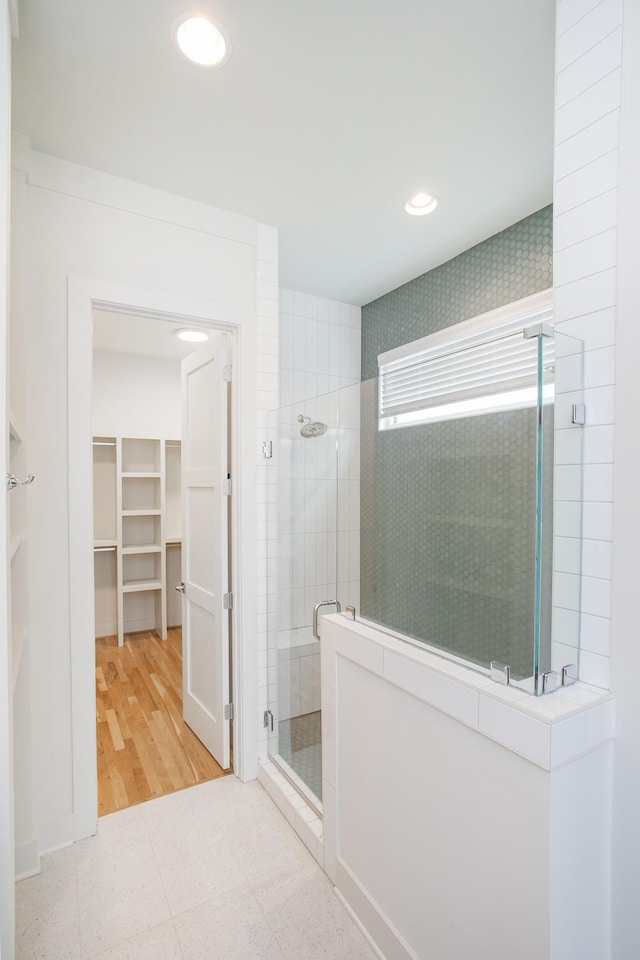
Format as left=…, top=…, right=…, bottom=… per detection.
left=297, top=414, right=328, bottom=438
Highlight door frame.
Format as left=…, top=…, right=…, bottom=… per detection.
left=68, top=276, right=257, bottom=839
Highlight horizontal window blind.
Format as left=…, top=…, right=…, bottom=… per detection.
left=378, top=291, right=554, bottom=429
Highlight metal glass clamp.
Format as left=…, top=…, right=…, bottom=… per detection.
left=490, top=661, right=511, bottom=685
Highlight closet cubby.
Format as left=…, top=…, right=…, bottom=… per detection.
left=122, top=515, right=161, bottom=548
left=93, top=437, right=182, bottom=644
left=122, top=476, right=161, bottom=512
left=121, top=438, right=161, bottom=474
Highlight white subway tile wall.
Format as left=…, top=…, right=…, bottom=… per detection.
left=256, top=225, right=280, bottom=759
left=553, top=0, right=622, bottom=687
left=279, top=289, right=362, bottom=406
left=273, top=291, right=361, bottom=754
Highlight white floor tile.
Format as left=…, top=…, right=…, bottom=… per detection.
left=75, top=816, right=171, bottom=957
left=86, top=920, right=183, bottom=960
left=16, top=846, right=81, bottom=960
left=229, top=800, right=311, bottom=883
left=175, top=885, right=285, bottom=960
left=15, top=778, right=376, bottom=960
left=143, top=795, right=246, bottom=916
left=250, top=858, right=378, bottom=960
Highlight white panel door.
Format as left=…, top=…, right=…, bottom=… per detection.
left=1, top=6, right=15, bottom=956
left=181, top=334, right=231, bottom=770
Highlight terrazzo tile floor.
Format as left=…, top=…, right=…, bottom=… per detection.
left=15, top=776, right=379, bottom=960
left=278, top=712, right=323, bottom=801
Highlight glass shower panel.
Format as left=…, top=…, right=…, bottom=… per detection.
left=358, top=324, right=583, bottom=692
left=269, top=391, right=340, bottom=806
left=360, top=375, right=544, bottom=679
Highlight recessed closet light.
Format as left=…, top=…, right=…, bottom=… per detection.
left=173, top=16, right=230, bottom=67
left=176, top=329, right=209, bottom=342
left=405, top=193, right=438, bottom=216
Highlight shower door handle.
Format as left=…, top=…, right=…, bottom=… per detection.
left=6, top=473, right=35, bottom=490
left=313, top=600, right=342, bottom=641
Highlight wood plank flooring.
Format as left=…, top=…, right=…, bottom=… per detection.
left=96, top=627, right=229, bottom=816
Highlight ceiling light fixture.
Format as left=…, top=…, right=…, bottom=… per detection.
left=173, top=16, right=230, bottom=67
left=175, top=329, right=209, bottom=342
left=405, top=193, right=438, bottom=216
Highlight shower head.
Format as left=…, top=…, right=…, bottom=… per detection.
left=297, top=414, right=328, bottom=438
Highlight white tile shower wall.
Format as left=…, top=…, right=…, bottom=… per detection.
left=257, top=225, right=280, bottom=759
left=279, top=289, right=361, bottom=406
left=277, top=291, right=361, bottom=725
left=552, top=0, right=622, bottom=688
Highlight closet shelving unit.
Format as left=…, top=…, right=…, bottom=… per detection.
left=93, top=436, right=182, bottom=645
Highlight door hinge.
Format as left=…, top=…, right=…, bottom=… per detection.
left=224, top=703, right=234, bottom=721
left=222, top=365, right=232, bottom=382
left=223, top=477, right=232, bottom=496
left=263, top=709, right=274, bottom=731
left=223, top=592, right=233, bottom=609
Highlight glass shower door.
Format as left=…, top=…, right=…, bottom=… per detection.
left=268, top=391, right=341, bottom=808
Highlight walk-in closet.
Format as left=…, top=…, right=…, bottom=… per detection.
left=92, top=311, right=230, bottom=815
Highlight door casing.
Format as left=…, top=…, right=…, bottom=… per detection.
left=67, top=277, right=257, bottom=841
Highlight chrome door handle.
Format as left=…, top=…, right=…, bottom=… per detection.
left=6, top=473, right=35, bottom=490
left=313, top=600, right=342, bottom=640
left=175, top=582, right=185, bottom=593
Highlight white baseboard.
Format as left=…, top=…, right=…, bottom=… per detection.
left=96, top=616, right=168, bottom=639
left=336, top=857, right=420, bottom=960
left=15, top=838, right=40, bottom=881
left=123, top=617, right=158, bottom=634
left=38, top=809, right=97, bottom=857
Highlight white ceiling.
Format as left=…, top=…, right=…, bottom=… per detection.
left=11, top=0, right=555, bottom=306
left=93, top=309, right=207, bottom=360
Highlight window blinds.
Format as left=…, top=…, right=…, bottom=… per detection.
left=378, top=290, right=554, bottom=430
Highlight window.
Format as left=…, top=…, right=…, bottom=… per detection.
left=378, top=289, right=554, bottom=430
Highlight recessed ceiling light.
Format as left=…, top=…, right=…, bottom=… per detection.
left=173, top=16, right=230, bottom=67
left=176, top=329, right=209, bottom=342
left=405, top=193, right=438, bottom=216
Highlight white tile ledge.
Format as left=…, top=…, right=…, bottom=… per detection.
left=323, top=614, right=615, bottom=771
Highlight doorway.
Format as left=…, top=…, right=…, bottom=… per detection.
left=91, top=308, right=235, bottom=815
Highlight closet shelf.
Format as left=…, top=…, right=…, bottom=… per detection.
left=122, top=578, right=162, bottom=593
left=122, top=472, right=162, bottom=479
left=122, top=509, right=161, bottom=517
left=165, top=537, right=182, bottom=545
left=122, top=544, right=162, bottom=555
left=94, top=539, right=117, bottom=549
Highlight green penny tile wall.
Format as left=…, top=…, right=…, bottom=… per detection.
left=359, top=206, right=554, bottom=677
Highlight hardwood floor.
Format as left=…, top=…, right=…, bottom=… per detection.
left=96, top=627, right=229, bottom=816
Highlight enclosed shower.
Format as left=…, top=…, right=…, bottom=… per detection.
left=268, top=293, right=585, bottom=808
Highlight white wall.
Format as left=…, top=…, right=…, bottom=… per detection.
left=321, top=615, right=613, bottom=960
left=610, top=0, right=640, bottom=955
left=92, top=351, right=181, bottom=440
left=10, top=143, right=278, bottom=860
left=552, top=0, right=622, bottom=689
